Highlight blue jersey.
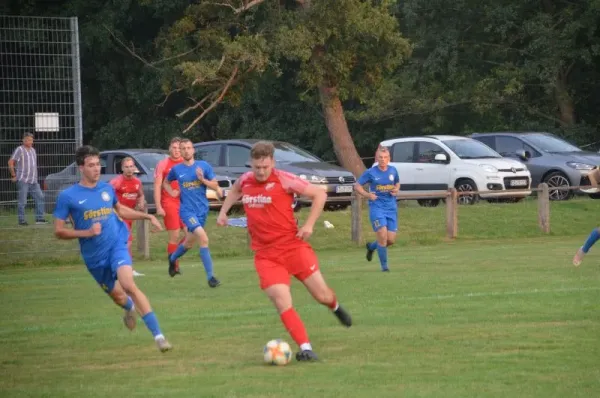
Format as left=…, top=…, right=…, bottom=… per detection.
left=53, top=182, right=128, bottom=268
left=167, top=160, right=215, bottom=216
left=357, top=165, right=400, bottom=212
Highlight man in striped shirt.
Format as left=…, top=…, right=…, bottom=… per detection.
left=8, top=132, right=47, bottom=226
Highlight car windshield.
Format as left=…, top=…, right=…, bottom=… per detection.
left=273, top=142, right=322, bottom=163
left=441, top=138, right=502, bottom=159
left=136, top=152, right=168, bottom=172
left=523, top=133, right=582, bottom=153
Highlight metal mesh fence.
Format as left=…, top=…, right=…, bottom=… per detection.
left=0, top=15, right=83, bottom=265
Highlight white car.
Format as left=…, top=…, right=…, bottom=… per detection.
left=378, top=135, right=532, bottom=206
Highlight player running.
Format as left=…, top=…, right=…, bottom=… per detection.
left=53, top=145, right=172, bottom=352
left=354, top=146, right=400, bottom=272
left=216, top=141, right=352, bottom=362
left=154, top=137, right=185, bottom=277
left=109, top=157, right=145, bottom=276
left=573, top=166, right=600, bottom=266
left=165, top=138, right=222, bottom=288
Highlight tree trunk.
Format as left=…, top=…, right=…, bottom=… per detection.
left=318, top=85, right=366, bottom=177
left=554, top=69, right=575, bottom=126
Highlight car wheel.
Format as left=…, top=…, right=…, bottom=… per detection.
left=455, top=179, right=479, bottom=205
left=292, top=196, right=301, bottom=212
left=417, top=199, right=440, bottom=207
left=543, top=171, right=572, bottom=201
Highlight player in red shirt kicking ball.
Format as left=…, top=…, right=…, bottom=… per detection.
left=216, top=141, right=352, bottom=362
left=110, top=157, right=145, bottom=277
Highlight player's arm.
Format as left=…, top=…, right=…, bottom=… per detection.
left=391, top=170, right=401, bottom=196
left=53, top=193, right=96, bottom=239
left=354, top=170, right=374, bottom=199
left=153, top=161, right=165, bottom=212
left=162, top=168, right=179, bottom=197
left=114, top=202, right=154, bottom=221
left=281, top=171, right=327, bottom=230
left=198, top=162, right=223, bottom=197
left=136, top=181, right=146, bottom=209
left=218, top=178, right=243, bottom=217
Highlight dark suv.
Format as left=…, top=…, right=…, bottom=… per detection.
left=470, top=132, right=600, bottom=200
left=193, top=139, right=356, bottom=210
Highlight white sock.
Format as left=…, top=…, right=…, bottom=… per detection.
left=154, top=334, right=165, bottom=341
left=300, top=343, right=312, bottom=351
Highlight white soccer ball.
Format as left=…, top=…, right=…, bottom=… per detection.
left=263, top=339, right=293, bottom=366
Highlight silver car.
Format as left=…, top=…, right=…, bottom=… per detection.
left=470, top=132, right=600, bottom=200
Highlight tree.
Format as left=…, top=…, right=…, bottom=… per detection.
left=155, top=0, right=411, bottom=176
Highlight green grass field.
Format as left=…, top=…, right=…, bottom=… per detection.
left=1, top=199, right=600, bottom=397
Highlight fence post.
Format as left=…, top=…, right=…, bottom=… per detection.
left=136, top=208, right=150, bottom=260
left=351, top=193, right=363, bottom=245
left=537, top=183, right=550, bottom=234
left=446, top=188, right=458, bottom=239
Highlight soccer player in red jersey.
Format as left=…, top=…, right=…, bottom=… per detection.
left=110, top=157, right=145, bottom=276
left=154, top=137, right=185, bottom=277
left=216, top=141, right=352, bottom=362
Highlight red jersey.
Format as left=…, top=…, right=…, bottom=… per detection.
left=154, top=157, right=183, bottom=205
left=110, top=174, right=142, bottom=209
left=237, top=169, right=310, bottom=251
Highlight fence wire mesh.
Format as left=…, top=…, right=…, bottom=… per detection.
left=0, top=15, right=83, bottom=264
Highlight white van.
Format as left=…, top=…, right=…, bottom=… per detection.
left=378, top=135, right=532, bottom=206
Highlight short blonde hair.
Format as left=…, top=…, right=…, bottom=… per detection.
left=121, top=157, right=135, bottom=170
left=250, top=141, right=275, bottom=159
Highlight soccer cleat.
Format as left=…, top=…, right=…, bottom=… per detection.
left=573, top=247, right=585, bottom=267
left=208, top=276, right=221, bottom=288
left=365, top=243, right=374, bottom=262
left=333, top=305, right=352, bottom=327
left=122, top=309, right=137, bottom=331
left=168, top=254, right=178, bottom=277
left=35, top=219, right=48, bottom=225
left=295, top=349, right=318, bottom=362
left=155, top=337, right=173, bottom=353
left=382, top=268, right=390, bottom=272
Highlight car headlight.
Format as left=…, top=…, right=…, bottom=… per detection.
left=479, top=164, right=498, bottom=173
left=567, top=162, right=595, bottom=170
left=298, top=174, right=326, bottom=183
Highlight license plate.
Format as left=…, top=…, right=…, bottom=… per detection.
left=509, top=179, right=528, bottom=187
left=336, top=185, right=354, bottom=193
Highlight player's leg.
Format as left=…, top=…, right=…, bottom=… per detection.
left=255, top=252, right=315, bottom=361
left=163, top=203, right=183, bottom=275
left=291, top=244, right=353, bottom=330
left=383, top=213, right=398, bottom=269
left=191, top=216, right=220, bottom=287
left=366, top=213, right=390, bottom=271
left=112, top=248, right=172, bottom=352
left=573, top=227, right=600, bottom=266
left=87, top=265, right=137, bottom=331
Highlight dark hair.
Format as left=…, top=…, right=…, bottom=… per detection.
left=75, top=145, right=100, bottom=166
left=179, top=138, right=192, bottom=145
left=250, top=141, right=275, bottom=159
left=170, top=137, right=182, bottom=145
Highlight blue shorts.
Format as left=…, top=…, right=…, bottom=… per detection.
left=181, top=211, right=207, bottom=233
left=369, top=210, right=398, bottom=232
left=86, top=243, right=132, bottom=294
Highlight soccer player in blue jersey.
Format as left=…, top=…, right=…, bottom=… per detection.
left=165, top=138, right=222, bottom=287
left=354, top=146, right=400, bottom=272
left=53, top=145, right=172, bottom=352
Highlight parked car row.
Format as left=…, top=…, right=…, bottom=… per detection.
left=42, top=132, right=598, bottom=215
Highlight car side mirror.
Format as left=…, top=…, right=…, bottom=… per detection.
left=434, top=153, right=449, bottom=163
left=244, top=161, right=252, bottom=168
left=515, top=149, right=530, bottom=161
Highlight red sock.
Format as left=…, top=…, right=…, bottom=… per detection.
left=167, top=243, right=179, bottom=268
left=327, top=293, right=338, bottom=310
left=280, top=308, right=309, bottom=346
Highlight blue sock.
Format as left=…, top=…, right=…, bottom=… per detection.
left=121, top=296, right=134, bottom=311
left=141, top=312, right=162, bottom=338
left=582, top=228, right=600, bottom=253
left=170, top=244, right=188, bottom=262
left=367, top=241, right=377, bottom=251
left=200, top=247, right=214, bottom=280
left=377, top=244, right=388, bottom=270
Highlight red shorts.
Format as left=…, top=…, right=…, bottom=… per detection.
left=124, top=219, right=134, bottom=243
left=162, top=202, right=185, bottom=231
left=254, top=242, right=320, bottom=289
